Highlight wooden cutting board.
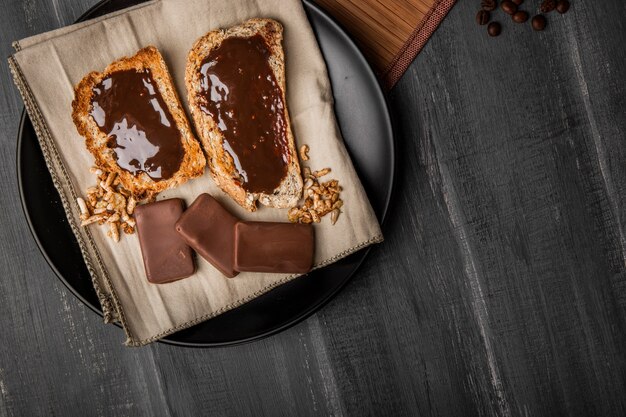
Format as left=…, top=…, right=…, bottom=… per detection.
left=314, top=0, right=456, bottom=89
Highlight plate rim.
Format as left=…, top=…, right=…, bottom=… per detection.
left=16, top=0, right=396, bottom=347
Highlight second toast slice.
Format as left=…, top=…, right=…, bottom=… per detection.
left=185, top=18, right=303, bottom=212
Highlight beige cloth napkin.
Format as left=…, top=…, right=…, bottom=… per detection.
left=9, top=0, right=383, bottom=346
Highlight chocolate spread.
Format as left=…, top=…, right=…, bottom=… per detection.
left=198, top=35, right=290, bottom=194
left=90, top=69, right=184, bottom=181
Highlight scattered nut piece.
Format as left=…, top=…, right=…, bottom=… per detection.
left=313, top=168, right=331, bottom=178
left=288, top=159, right=343, bottom=225
left=109, top=221, right=120, bottom=242
left=90, top=166, right=103, bottom=176
left=76, top=198, right=89, bottom=220
left=78, top=167, right=139, bottom=241
left=107, top=213, right=120, bottom=223
left=300, top=144, right=310, bottom=161
left=81, top=214, right=106, bottom=227
left=105, top=172, right=116, bottom=188
left=126, top=197, right=136, bottom=215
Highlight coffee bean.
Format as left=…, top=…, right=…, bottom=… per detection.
left=540, top=0, right=556, bottom=13
left=512, top=10, right=529, bottom=23
left=476, top=10, right=491, bottom=25
left=556, top=0, right=570, bottom=13
left=512, top=0, right=523, bottom=4
left=481, top=0, right=497, bottom=11
left=488, top=21, right=502, bottom=36
left=501, top=0, right=518, bottom=15
left=531, top=14, right=547, bottom=30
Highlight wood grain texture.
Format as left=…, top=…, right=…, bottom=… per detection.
left=2, top=0, right=626, bottom=416
left=314, top=0, right=438, bottom=74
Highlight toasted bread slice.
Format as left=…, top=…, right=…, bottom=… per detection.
left=72, top=46, right=206, bottom=200
left=185, top=18, right=302, bottom=212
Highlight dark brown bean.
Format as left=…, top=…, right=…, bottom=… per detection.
left=556, top=0, right=570, bottom=13
left=540, top=0, right=556, bottom=13
left=512, top=10, right=529, bottom=23
left=531, top=14, right=547, bottom=31
left=488, top=21, right=502, bottom=37
left=501, top=0, right=518, bottom=15
left=481, top=0, right=497, bottom=11
left=476, top=10, right=491, bottom=25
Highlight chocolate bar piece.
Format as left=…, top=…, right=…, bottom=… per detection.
left=175, top=194, right=239, bottom=278
left=134, top=198, right=195, bottom=284
left=234, top=222, right=314, bottom=274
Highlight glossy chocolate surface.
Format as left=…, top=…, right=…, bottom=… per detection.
left=90, top=69, right=184, bottom=180
left=197, top=35, right=289, bottom=193
left=234, top=222, right=314, bottom=274
left=175, top=194, right=239, bottom=278
left=134, top=199, right=195, bottom=284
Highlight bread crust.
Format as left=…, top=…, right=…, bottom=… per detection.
left=185, top=18, right=303, bottom=212
left=72, top=46, right=206, bottom=200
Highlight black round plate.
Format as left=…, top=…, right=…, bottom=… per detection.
left=17, top=0, right=395, bottom=347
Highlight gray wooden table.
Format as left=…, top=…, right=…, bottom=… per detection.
left=2, top=0, right=626, bottom=416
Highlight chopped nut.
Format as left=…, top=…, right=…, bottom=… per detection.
left=107, top=213, right=120, bottom=223
left=79, top=168, right=137, bottom=241
left=126, top=197, right=136, bottom=215
left=300, top=144, right=310, bottom=161
left=109, top=222, right=120, bottom=242
left=90, top=167, right=103, bottom=176
left=105, top=172, right=116, bottom=188
left=76, top=197, right=89, bottom=219
left=314, top=168, right=331, bottom=178
left=81, top=214, right=106, bottom=226
left=121, top=222, right=135, bottom=235
left=288, top=171, right=343, bottom=224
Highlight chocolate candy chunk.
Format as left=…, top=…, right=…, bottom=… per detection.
left=135, top=198, right=195, bottom=284
left=234, top=222, right=314, bottom=274
left=175, top=194, right=239, bottom=278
